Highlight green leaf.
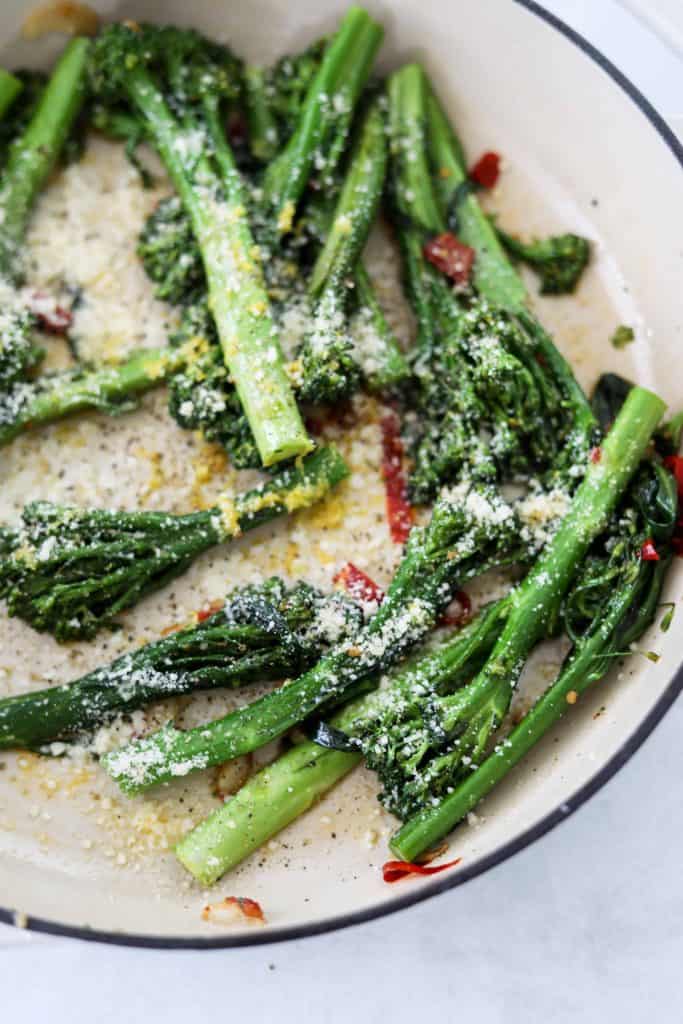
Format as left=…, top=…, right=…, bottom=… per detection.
left=610, top=324, right=635, bottom=349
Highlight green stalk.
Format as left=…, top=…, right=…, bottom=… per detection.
left=425, top=82, right=523, bottom=307
left=388, top=64, right=444, bottom=233
left=262, top=6, right=383, bottom=233
left=295, top=95, right=404, bottom=404
left=91, top=104, right=152, bottom=186
left=121, top=65, right=310, bottom=467
left=391, top=555, right=671, bottom=860
left=309, top=98, right=388, bottom=298
left=176, top=599, right=509, bottom=883
left=244, top=65, right=279, bottom=162
left=475, top=386, right=664, bottom=674
left=353, top=263, right=408, bottom=392
left=0, top=346, right=184, bottom=447
left=179, top=741, right=359, bottom=885
left=386, top=63, right=458, bottom=365
left=104, top=484, right=526, bottom=793
left=0, top=69, right=22, bottom=120
left=0, top=39, right=90, bottom=280
left=300, top=96, right=408, bottom=394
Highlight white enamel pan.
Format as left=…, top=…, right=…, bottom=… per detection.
left=0, top=0, right=680, bottom=947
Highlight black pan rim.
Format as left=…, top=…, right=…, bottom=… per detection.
left=1, top=0, right=681, bottom=949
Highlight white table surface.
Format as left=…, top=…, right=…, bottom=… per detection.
left=2, top=3, right=682, bottom=1020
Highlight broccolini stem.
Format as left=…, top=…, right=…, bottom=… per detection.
left=262, top=6, right=383, bottom=233
left=0, top=346, right=185, bottom=447
left=179, top=741, right=360, bottom=885
left=353, top=263, right=409, bottom=393
left=0, top=39, right=90, bottom=280
left=388, top=64, right=444, bottom=233
left=309, top=98, right=388, bottom=298
left=244, top=65, right=280, bottom=163
left=386, top=63, right=460, bottom=362
left=468, top=386, right=663, bottom=683
left=425, top=79, right=524, bottom=306
left=119, top=63, right=311, bottom=467
left=0, top=69, right=22, bottom=119
left=391, top=554, right=672, bottom=861
left=175, top=600, right=509, bottom=883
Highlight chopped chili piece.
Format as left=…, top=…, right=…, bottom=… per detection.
left=382, top=857, right=462, bottom=883
left=197, top=599, right=224, bottom=622
left=469, top=151, right=501, bottom=189
left=423, top=232, right=475, bottom=286
left=663, top=455, right=683, bottom=499
left=201, top=896, right=265, bottom=923
left=440, top=589, right=471, bottom=628
left=380, top=411, right=414, bottom=544
left=223, top=896, right=264, bottom=920
left=333, top=563, right=385, bottom=605
left=27, top=291, right=73, bottom=335
left=640, top=539, right=660, bottom=561
left=589, top=446, right=602, bottom=464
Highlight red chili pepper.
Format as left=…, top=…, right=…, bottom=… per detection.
left=423, top=233, right=475, bottom=286
left=469, top=151, right=501, bottom=189
left=440, top=590, right=472, bottom=627
left=197, top=599, right=224, bottom=622
left=589, top=446, right=602, bottom=464
left=382, top=857, right=462, bottom=883
left=203, top=896, right=265, bottom=922
left=334, top=563, right=385, bottom=605
left=380, top=412, right=414, bottom=544
left=27, top=291, right=72, bottom=335
left=663, top=455, right=683, bottom=499
left=641, top=539, right=660, bottom=562
left=228, top=897, right=264, bottom=921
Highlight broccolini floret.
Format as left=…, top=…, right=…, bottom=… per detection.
left=0, top=446, right=348, bottom=641
left=386, top=65, right=575, bottom=503
left=137, top=195, right=204, bottom=304
left=0, top=576, right=364, bottom=750
left=0, top=345, right=185, bottom=449
left=496, top=228, right=591, bottom=295
left=0, top=295, right=40, bottom=393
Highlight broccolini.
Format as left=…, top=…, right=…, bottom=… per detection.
left=0, top=577, right=363, bottom=750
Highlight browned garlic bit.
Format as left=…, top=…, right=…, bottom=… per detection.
left=22, top=1, right=99, bottom=39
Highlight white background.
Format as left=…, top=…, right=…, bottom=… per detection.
left=1, top=2, right=682, bottom=1021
